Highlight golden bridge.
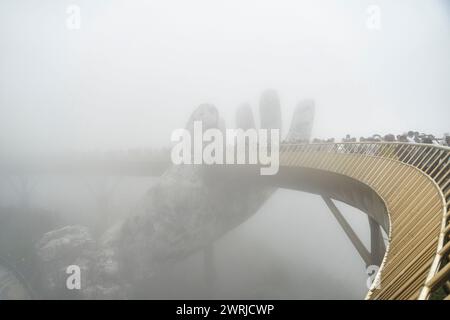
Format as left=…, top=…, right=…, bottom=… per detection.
left=1, top=142, right=449, bottom=300
left=277, top=142, right=450, bottom=300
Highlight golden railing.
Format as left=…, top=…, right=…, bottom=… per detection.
left=279, top=142, right=450, bottom=300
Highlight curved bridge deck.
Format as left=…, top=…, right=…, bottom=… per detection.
left=280, top=142, right=450, bottom=300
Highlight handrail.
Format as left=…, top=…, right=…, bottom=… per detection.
left=279, top=142, right=450, bottom=300
left=282, top=141, right=450, bottom=153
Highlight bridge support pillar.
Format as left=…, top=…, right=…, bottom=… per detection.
left=322, top=196, right=371, bottom=266
left=368, top=216, right=386, bottom=266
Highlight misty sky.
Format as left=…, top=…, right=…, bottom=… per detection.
left=1, top=1, right=447, bottom=299
left=1, top=0, right=449, bottom=153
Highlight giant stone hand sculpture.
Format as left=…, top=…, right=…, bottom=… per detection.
left=36, top=90, right=314, bottom=299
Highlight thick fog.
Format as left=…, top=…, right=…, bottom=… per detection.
left=1, top=0, right=450, bottom=152
left=0, top=0, right=449, bottom=299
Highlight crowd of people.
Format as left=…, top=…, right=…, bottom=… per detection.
left=308, top=132, right=450, bottom=146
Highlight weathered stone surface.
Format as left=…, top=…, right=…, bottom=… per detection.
left=286, top=100, right=315, bottom=142
left=0, top=266, right=31, bottom=299
left=36, top=226, right=94, bottom=297
left=259, top=89, right=282, bottom=131
left=36, top=91, right=314, bottom=299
